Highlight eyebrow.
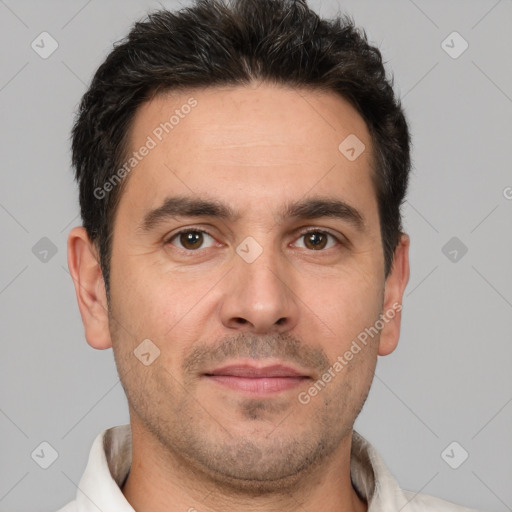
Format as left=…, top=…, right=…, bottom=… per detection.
left=139, top=195, right=365, bottom=232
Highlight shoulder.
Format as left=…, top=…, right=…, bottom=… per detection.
left=402, top=489, right=482, bottom=512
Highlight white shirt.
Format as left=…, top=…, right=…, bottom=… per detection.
left=56, top=424, right=480, bottom=512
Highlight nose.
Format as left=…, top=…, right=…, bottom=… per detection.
left=219, top=246, right=300, bottom=334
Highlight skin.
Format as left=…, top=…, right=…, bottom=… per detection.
left=68, top=82, right=410, bottom=512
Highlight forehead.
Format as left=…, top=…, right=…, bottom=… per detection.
left=119, top=83, right=376, bottom=222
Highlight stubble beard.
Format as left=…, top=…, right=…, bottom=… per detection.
left=109, top=318, right=375, bottom=495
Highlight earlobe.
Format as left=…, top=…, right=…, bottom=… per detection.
left=378, top=233, right=410, bottom=356
left=67, top=226, right=113, bottom=350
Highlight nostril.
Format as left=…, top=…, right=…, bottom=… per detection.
left=235, top=318, right=248, bottom=325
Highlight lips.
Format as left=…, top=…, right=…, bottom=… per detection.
left=207, top=364, right=305, bottom=378
left=204, top=362, right=310, bottom=394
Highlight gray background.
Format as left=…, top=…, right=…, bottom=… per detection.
left=1, top=0, right=511, bottom=510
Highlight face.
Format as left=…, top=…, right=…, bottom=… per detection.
left=82, top=83, right=408, bottom=489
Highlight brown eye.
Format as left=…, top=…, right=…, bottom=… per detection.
left=304, top=232, right=327, bottom=250
left=168, top=230, right=215, bottom=250
left=295, top=230, right=338, bottom=251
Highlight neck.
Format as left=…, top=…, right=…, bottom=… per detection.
left=121, top=420, right=367, bottom=512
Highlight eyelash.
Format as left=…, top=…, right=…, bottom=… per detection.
left=165, top=228, right=344, bottom=251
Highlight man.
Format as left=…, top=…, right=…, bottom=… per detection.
left=61, top=0, right=480, bottom=510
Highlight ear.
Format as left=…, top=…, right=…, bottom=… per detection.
left=378, top=233, right=410, bottom=356
left=67, top=226, right=113, bottom=350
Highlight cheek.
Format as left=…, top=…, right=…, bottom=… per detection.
left=111, top=258, right=217, bottom=355
left=109, top=258, right=169, bottom=344
left=303, top=269, right=383, bottom=342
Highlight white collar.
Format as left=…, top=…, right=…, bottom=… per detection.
left=66, top=424, right=476, bottom=512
